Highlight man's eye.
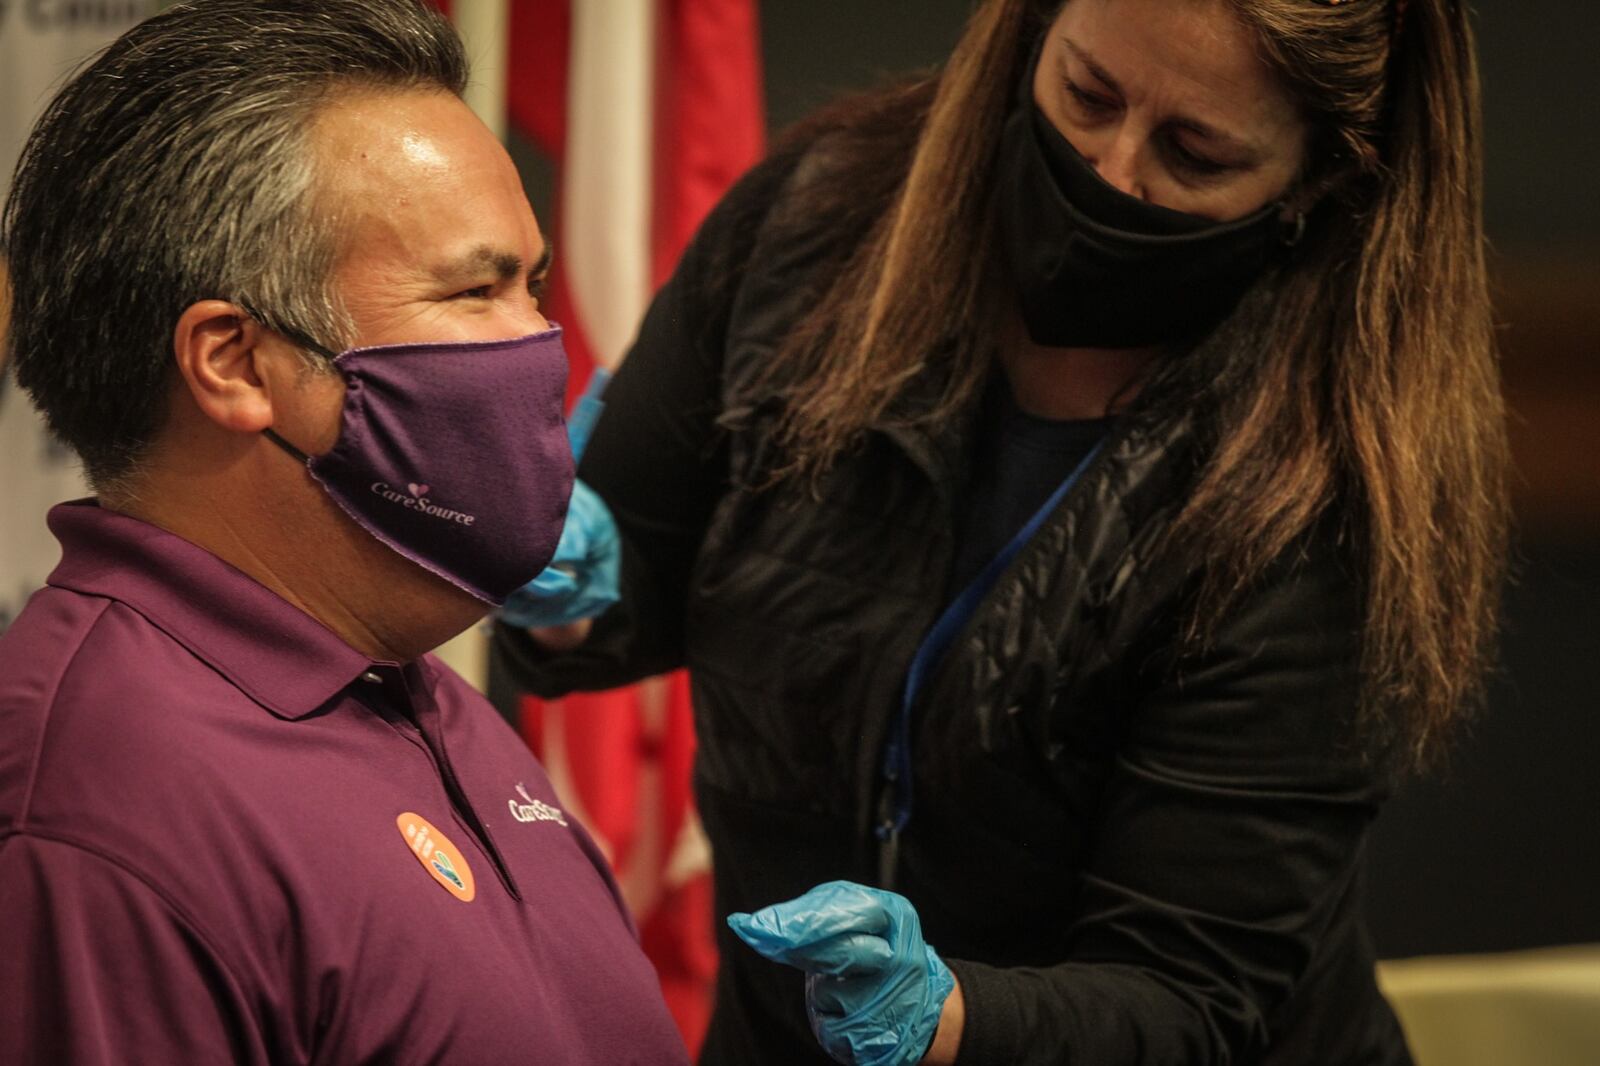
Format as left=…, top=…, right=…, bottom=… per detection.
left=453, top=285, right=493, bottom=300
left=529, top=276, right=549, bottom=300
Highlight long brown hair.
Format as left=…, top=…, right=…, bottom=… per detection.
left=761, top=0, right=1508, bottom=770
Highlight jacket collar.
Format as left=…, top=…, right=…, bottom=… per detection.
left=874, top=349, right=982, bottom=512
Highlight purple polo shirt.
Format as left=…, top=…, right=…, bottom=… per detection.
left=0, top=501, right=688, bottom=1066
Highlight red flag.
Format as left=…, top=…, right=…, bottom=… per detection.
left=459, top=1, right=765, bottom=1054
left=651, top=0, right=766, bottom=288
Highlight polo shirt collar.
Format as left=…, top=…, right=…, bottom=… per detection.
left=45, top=499, right=377, bottom=720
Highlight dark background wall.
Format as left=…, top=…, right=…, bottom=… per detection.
left=757, top=0, right=1600, bottom=960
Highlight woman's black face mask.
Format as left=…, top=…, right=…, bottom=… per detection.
left=994, top=70, right=1301, bottom=350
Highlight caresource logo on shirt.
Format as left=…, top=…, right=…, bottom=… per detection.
left=508, top=784, right=568, bottom=827
left=369, top=481, right=476, bottom=526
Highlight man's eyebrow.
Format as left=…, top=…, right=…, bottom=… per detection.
left=1059, top=36, right=1258, bottom=156
left=430, top=241, right=553, bottom=284
left=431, top=245, right=521, bottom=284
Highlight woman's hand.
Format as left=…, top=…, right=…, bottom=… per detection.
left=526, top=618, right=593, bottom=652
left=497, top=479, right=619, bottom=631
left=728, top=881, right=960, bottom=1066
left=921, top=982, right=964, bottom=1065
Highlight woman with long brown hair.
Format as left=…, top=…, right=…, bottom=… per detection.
left=498, top=0, right=1507, bottom=1061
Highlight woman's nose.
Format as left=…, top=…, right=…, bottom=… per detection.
left=1082, top=131, right=1146, bottom=201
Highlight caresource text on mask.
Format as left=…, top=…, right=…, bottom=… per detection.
left=369, top=482, right=477, bottom=526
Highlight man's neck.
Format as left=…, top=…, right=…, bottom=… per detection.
left=106, top=469, right=481, bottom=664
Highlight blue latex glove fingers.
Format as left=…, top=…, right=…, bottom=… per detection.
left=804, top=946, right=954, bottom=1066
left=804, top=945, right=949, bottom=1015
left=728, top=881, right=895, bottom=972
left=565, top=367, right=611, bottom=460
left=497, top=479, right=620, bottom=628
left=807, top=972, right=916, bottom=1066
left=514, top=489, right=589, bottom=603
left=496, top=370, right=617, bottom=627
left=728, top=881, right=954, bottom=1066
left=731, top=924, right=893, bottom=978
left=523, top=553, right=580, bottom=600
left=806, top=970, right=883, bottom=1015
left=800, top=933, right=896, bottom=977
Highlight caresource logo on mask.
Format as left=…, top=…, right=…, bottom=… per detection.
left=369, top=482, right=476, bottom=526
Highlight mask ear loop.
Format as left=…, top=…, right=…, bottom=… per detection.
left=262, top=427, right=312, bottom=464
left=235, top=300, right=341, bottom=361
left=234, top=300, right=337, bottom=464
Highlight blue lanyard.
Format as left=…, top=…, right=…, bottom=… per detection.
left=877, top=438, right=1107, bottom=844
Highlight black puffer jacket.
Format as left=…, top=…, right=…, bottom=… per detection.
left=496, top=138, right=1413, bottom=1066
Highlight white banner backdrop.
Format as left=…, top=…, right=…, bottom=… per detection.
left=0, top=1, right=149, bottom=632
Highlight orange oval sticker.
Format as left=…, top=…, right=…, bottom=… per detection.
left=396, top=812, right=476, bottom=902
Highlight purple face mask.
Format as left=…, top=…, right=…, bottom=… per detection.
left=263, top=327, right=574, bottom=606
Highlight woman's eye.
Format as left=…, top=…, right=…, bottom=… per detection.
left=1167, top=140, right=1230, bottom=178
left=1065, top=80, right=1115, bottom=116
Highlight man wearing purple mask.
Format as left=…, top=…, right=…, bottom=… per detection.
left=0, top=2, right=687, bottom=1063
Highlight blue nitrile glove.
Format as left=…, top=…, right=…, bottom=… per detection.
left=562, top=368, right=611, bottom=461
left=728, top=881, right=955, bottom=1066
left=498, top=478, right=620, bottom=627
left=498, top=369, right=620, bottom=628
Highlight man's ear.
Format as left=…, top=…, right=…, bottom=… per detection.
left=172, top=300, right=280, bottom=433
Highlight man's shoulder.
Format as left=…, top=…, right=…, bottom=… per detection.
left=0, top=584, right=331, bottom=977
left=0, top=581, right=240, bottom=716
left=0, top=585, right=249, bottom=835
left=0, top=583, right=117, bottom=679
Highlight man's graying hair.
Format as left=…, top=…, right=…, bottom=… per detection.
left=2, top=0, right=467, bottom=490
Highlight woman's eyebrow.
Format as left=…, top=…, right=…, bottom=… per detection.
left=1060, top=37, right=1123, bottom=96
left=1059, top=36, right=1260, bottom=157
